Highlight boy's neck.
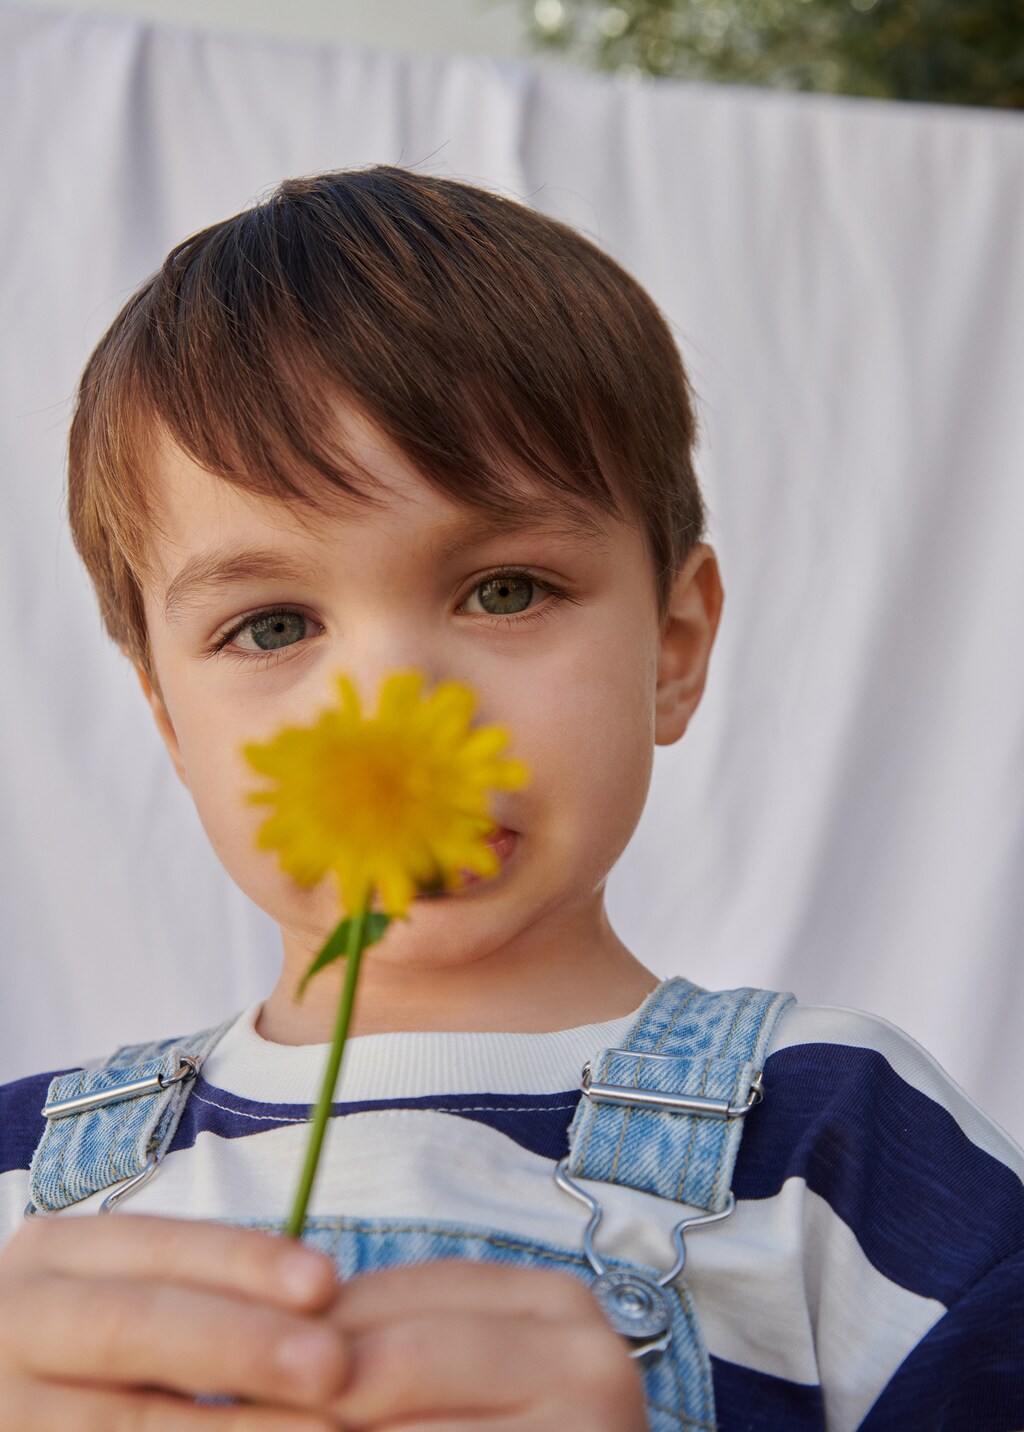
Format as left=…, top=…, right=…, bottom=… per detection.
left=255, top=923, right=660, bottom=1045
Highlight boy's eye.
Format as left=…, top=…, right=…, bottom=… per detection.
left=213, top=608, right=321, bottom=661
left=241, top=611, right=310, bottom=652
left=467, top=571, right=538, bottom=618
left=465, top=567, right=571, bottom=625
left=212, top=567, right=570, bottom=665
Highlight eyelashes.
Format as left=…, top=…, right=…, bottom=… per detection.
left=210, top=567, right=573, bottom=667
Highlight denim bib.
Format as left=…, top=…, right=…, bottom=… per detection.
left=25, top=978, right=793, bottom=1431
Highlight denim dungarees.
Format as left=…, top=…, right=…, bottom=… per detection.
left=25, top=978, right=793, bottom=1431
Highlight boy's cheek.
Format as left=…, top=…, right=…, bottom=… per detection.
left=165, top=640, right=650, bottom=909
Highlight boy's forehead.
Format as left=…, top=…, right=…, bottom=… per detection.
left=144, top=422, right=620, bottom=611
left=147, top=425, right=608, bottom=544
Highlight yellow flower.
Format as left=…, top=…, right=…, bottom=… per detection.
left=242, top=668, right=530, bottom=919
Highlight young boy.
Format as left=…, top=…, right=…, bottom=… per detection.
left=0, top=166, right=1020, bottom=1431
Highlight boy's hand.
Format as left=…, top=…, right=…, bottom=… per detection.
left=319, top=1259, right=650, bottom=1430
left=0, top=1215, right=649, bottom=1430
left=0, top=1212, right=349, bottom=1429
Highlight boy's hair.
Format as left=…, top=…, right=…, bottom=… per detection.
left=67, top=166, right=707, bottom=692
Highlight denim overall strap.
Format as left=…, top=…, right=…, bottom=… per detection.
left=567, top=978, right=794, bottom=1213
left=557, top=979, right=793, bottom=1431
left=26, top=1013, right=241, bottom=1214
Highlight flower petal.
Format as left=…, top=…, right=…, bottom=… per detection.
left=242, top=669, right=531, bottom=917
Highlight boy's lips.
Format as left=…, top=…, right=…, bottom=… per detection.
left=461, top=827, right=518, bottom=883
left=419, top=828, right=519, bottom=897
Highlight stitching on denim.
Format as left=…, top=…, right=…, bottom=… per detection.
left=708, top=1062, right=748, bottom=1212
left=575, top=1048, right=614, bottom=1175
left=279, top=1219, right=594, bottom=1264
left=104, top=1074, right=155, bottom=1194
left=663, top=1288, right=688, bottom=1425
left=674, top=1060, right=711, bottom=1204
left=650, top=984, right=702, bottom=1056
left=664, top=1277, right=713, bottom=1420
left=708, top=993, right=782, bottom=1210
left=104, top=1053, right=170, bottom=1197
left=643, top=1395, right=684, bottom=1429
left=721, top=990, right=750, bottom=1059
left=720, top=986, right=758, bottom=1061
left=629, top=977, right=679, bottom=1035
left=644, top=1399, right=714, bottom=1432
left=575, top=1104, right=598, bottom=1173
left=606, top=1043, right=646, bottom=1183
left=52, top=1070, right=87, bottom=1205
left=645, top=1399, right=715, bottom=1432
left=671, top=1277, right=715, bottom=1427
left=606, top=1104, right=631, bottom=1183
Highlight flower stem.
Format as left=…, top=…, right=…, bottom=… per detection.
left=285, top=899, right=370, bottom=1240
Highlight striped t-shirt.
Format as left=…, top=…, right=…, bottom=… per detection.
left=2, top=996, right=1022, bottom=1429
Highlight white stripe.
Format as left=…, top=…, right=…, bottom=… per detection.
left=769, top=1003, right=1024, bottom=1179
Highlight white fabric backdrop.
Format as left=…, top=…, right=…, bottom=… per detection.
left=2, top=3, right=1022, bottom=1143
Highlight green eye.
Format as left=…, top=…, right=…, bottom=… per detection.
left=215, top=607, right=318, bottom=661
left=477, top=574, right=534, bottom=617
left=246, top=612, right=309, bottom=651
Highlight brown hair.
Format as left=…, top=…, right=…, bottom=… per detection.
left=67, top=165, right=707, bottom=690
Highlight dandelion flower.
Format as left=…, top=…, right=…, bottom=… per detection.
left=243, top=668, right=529, bottom=918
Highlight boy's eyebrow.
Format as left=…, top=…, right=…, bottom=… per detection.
left=163, top=550, right=328, bottom=625
left=162, top=512, right=606, bottom=625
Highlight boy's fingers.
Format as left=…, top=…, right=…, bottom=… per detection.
left=6, top=1212, right=337, bottom=1310
left=328, top=1258, right=601, bottom=1332
left=2, top=1374, right=339, bottom=1432
left=327, top=1309, right=635, bottom=1428
left=0, top=1270, right=349, bottom=1411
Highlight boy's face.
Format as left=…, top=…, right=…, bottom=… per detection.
left=134, top=405, right=722, bottom=1030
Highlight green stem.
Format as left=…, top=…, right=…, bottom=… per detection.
left=285, top=899, right=370, bottom=1240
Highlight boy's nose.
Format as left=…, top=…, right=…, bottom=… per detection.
left=338, top=663, right=444, bottom=713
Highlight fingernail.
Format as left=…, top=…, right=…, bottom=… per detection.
left=280, top=1250, right=332, bottom=1301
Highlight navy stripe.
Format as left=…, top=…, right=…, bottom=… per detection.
left=0, top=1068, right=79, bottom=1174
left=859, top=1248, right=1024, bottom=1430
left=169, top=1080, right=580, bottom=1162
left=734, top=1043, right=1024, bottom=1306
left=711, top=1356, right=825, bottom=1431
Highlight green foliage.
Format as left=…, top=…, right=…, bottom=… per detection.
left=512, top=0, right=1023, bottom=108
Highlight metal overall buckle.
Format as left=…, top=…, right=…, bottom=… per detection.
left=23, top=1056, right=199, bottom=1219
left=556, top=1049, right=763, bottom=1359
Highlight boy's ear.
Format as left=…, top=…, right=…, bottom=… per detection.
left=131, top=662, right=190, bottom=790
left=654, top=543, right=724, bottom=747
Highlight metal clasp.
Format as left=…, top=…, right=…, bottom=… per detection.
left=24, top=1151, right=163, bottom=1220
left=561, top=1048, right=760, bottom=1359
left=555, top=1157, right=735, bottom=1359
left=98, top=1152, right=163, bottom=1213
left=581, top=1050, right=763, bottom=1120
left=41, top=1056, right=199, bottom=1120
left=23, top=1057, right=199, bottom=1222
